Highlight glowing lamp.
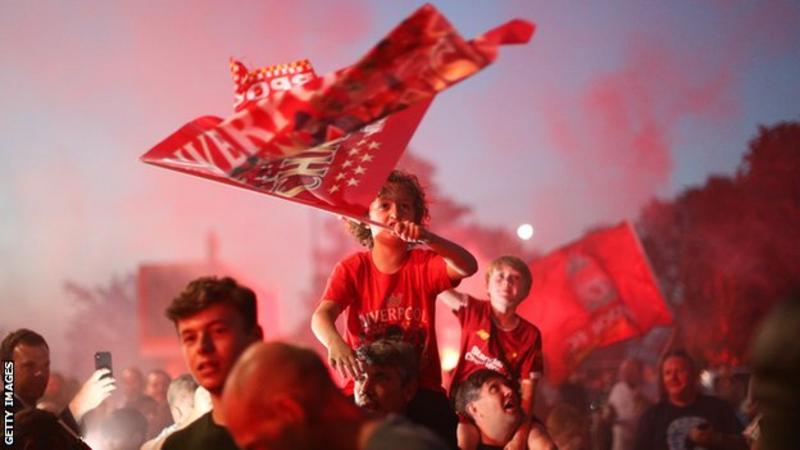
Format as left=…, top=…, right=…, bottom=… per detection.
left=516, top=223, right=534, bottom=240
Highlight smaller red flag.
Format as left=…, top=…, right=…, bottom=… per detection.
left=518, top=222, right=672, bottom=385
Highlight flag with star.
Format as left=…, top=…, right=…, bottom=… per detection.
left=233, top=99, right=431, bottom=220
left=141, top=4, right=534, bottom=222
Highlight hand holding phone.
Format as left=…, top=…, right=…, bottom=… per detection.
left=94, top=351, right=112, bottom=378
left=70, top=355, right=116, bottom=422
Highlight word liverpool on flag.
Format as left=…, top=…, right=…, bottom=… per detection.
left=517, top=222, right=673, bottom=385
left=140, top=4, right=534, bottom=222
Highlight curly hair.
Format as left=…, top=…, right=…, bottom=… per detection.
left=165, top=276, right=258, bottom=333
left=347, top=169, right=429, bottom=248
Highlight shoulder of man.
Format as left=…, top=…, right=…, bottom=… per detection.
left=161, top=413, right=210, bottom=450
left=695, top=394, right=743, bottom=431
left=366, top=414, right=450, bottom=450
left=339, top=250, right=371, bottom=268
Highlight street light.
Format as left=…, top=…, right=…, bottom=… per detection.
left=516, top=223, right=534, bottom=240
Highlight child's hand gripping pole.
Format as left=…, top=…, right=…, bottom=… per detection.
left=338, top=215, right=430, bottom=245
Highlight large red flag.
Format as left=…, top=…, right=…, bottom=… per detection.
left=140, top=4, right=533, bottom=222
left=518, top=222, right=672, bottom=385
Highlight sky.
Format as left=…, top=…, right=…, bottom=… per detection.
left=1, top=0, right=798, bottom=370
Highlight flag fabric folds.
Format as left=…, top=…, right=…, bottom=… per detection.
left=518, top=222, right=673, bottom=385
left=140, top=4, right=533, bottom=222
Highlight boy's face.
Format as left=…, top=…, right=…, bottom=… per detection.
left=367, top=184, right=417, bottom=241
left=487, top=264, right=528, bottom=311
left=176, top=303, right=260, bottom=396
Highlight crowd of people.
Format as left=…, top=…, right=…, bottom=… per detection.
left=4, top=170, right=796, bottom=449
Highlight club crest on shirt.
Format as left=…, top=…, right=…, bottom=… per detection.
left=476, top=329, right=490, bottom=341
left=385, top=293, right=404, bottom=309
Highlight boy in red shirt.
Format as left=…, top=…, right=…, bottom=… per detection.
left=439, top=255, right=554, bottom=450
left=311, top=169, right=478, bottom=447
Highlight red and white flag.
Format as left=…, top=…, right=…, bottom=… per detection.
left=517, top=222, right=672, bottom=385
left=140, top=4, right=534, bottom=222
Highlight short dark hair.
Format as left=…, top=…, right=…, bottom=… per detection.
left=356, top=339, right=418, bottom=384
left=165, top=276, right=258, bottom=333
left=347, top=170, right=429, bottom=248
left=454, top=369, right=509, bottom=420
left=1, top=328, right=48, bottom=361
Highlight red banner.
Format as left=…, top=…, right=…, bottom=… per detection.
left=140, top=4, right=533, bottom=221
left=518, top=222, right=672, bottom=385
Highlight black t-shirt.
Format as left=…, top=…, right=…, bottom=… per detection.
left=477, top=445, right=503, bottom=450
left=633, top=394, right=743, bottom=450
left=162, top=411, right=239, bottom=450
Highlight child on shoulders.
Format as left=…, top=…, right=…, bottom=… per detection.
left=440, top=255, right=555, bottom=450
left=311, top=169, right=478, bottom=448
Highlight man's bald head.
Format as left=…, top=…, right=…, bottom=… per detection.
left=222, top=342, right=336, bottom=450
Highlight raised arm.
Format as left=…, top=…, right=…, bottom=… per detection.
left=311, top=300, right=363, bottom=380
left=424, top=230, right=478, bottom=281
left=438, top=289, right=469, bottom=311
left=392, top=221, right=478, bottom=281
left=68, top=368, right=116, bottom=423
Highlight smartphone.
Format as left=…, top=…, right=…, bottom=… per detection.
left=94, top=351, right=113, bottom=378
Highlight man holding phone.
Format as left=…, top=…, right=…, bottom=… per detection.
left=161, top=276, right=263, bottom=450
left=1, top=328, right=116, bottom=448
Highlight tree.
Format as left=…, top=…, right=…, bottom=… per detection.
left=637, top=121, right=800, bottom=365
left=63, top=273, right=148, bottom=376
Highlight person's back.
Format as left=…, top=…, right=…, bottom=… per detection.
left=141, top=373, right=203, bottom=450
left=222, top=341, right=449, bottom=450
left=749, top=294, right=800, bottom=450
left=15, top=408, right=86, bottom=450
